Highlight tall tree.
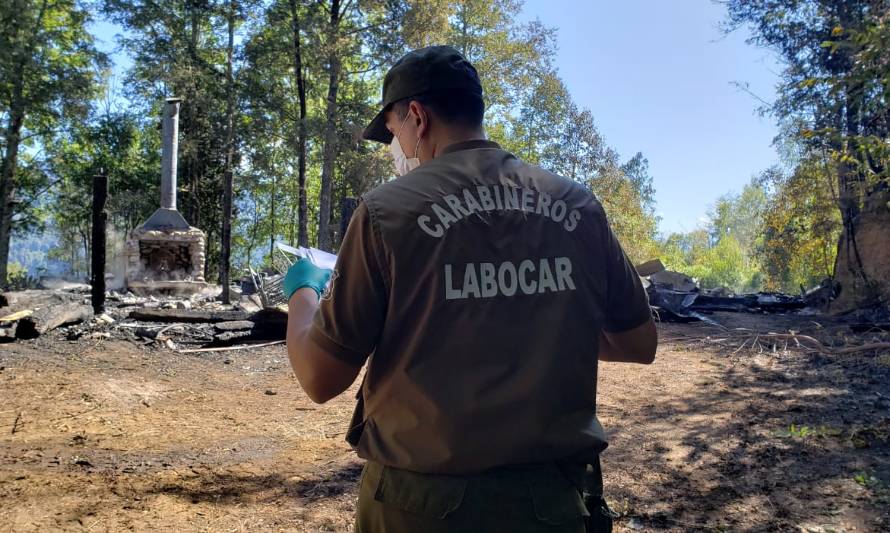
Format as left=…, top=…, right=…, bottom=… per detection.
left=43, top=109, right=161, bottom=280
left=289, top=0, right=310, bottom=247
left=725, top=0, right=890, bottom=307
left=316, top=0, right=342, bottom=251
left=759, top=158, right=842, bottom=292
left=621, top=152, right=656, bottom=216
left=104, top=0, right=233, bottom=279
left=220, top=0, right=239, bottom=303
left=0, top=0, right=106, bottom=285
left=709, top=179, right=769, bottom=258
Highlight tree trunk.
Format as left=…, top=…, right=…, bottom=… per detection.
left=0, top=0, right=50, bottom=286
left=270, top=173, right=276, bottom=259
left=289, top=0, right=309, bottom=248
left=0, top=0, right=43, bottom=287
left=80, top=228, right=90, bottom=279
left=825, top=2, right=886, bottom=311
left=220, top=0, right=237, bottom=303
left=0, top=77, right=26, bottom=287
left=317, top=0, right=341, bottom=252
left=246, top=186, right=258, bottom=265
left=830, top=187, right=890, bottom=312
left=91, top=173, right=107, bottom=314
left=830, top=74, right=873, bottom=309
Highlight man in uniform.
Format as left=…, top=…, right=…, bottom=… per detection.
left=284, top=45, right=657, bottom=532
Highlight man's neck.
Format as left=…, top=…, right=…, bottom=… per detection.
left=428, top=129, right=487, bottom=160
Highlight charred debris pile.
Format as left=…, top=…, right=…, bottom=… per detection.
left=637, top=259, right=838, bottom=326
left=0, top=281, right=287, bottom=352
left=1, top=258, right=887, bottom=356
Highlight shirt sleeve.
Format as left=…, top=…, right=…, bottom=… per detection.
left=308, top=200, right=388, bottom=366
left=600, top=215, right=652, bottom=333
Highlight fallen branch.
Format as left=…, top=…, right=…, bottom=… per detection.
left=11, top=412, right=21, bottom=434
left=156, top=324, right=184, bottom=337
left=834, top=342, right=890, bottom=355
left=754, top=333, right=824, bottom=349
left=49, top=405, right=100, bottom=422
left=176, top=340, right=286, bottom=354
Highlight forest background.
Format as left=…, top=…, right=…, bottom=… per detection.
left=2, top=0, right=888, bottom=301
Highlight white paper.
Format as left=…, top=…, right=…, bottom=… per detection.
left=276, top=242, right=338, bottom=270
left=304, top=247, right=338, bottom=270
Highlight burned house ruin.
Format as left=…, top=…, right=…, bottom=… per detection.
left=125, top=98, right=207, bottom=295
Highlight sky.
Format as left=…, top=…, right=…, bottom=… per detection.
left=89, top=0, right=783, bottom=236
left=518, top=0, right=783, bottom=234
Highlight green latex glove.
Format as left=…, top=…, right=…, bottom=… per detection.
left=283, top=258, right=333, bottom=300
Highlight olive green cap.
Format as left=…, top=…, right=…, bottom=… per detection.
left=363, top=45, right=483, bottom=144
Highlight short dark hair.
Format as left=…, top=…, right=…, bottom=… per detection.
left=392, top=90, right=485, bottom=130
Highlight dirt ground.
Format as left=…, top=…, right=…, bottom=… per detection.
left=1, top=312, right=889, bottom=532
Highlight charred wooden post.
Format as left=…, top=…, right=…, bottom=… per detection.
left=91, top=172, right=108, bottom=314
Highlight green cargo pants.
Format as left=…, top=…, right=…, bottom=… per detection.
left=355, top=460, right=588, bottom=533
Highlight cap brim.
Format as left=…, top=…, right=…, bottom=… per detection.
left=362, top=108, right=393, bottom=144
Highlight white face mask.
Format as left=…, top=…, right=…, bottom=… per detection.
left=390, top=112, right=421, bottom=176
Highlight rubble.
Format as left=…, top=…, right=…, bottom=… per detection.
left=650, top=270, right=698, bottom=293
left=0, top=281, right=288, bottom=350
left=0, top=290, right=95, bottom=340
left=0, top=289, right=85, bottom=311
left=638, top=259, right=810, bottom=325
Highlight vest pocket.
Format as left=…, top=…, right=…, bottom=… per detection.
left=374, top=464, right=467, bottom=519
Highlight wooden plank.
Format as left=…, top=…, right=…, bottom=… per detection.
left=0, top=309, right=33, bottom=322
left=214, top=330, right=252, bottom=342
left=214, top=320, right=255, bottom=332
left=128, top=308, right=249, bottom=323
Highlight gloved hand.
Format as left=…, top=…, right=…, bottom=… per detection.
left=283, top=258, right=333, bottom=301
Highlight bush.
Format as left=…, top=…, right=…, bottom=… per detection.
left=5, top=262, right=40, bottom=291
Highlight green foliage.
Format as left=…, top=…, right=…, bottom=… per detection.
left=774, top=423, right=842, bottom=439
left=724, top=0, right=890, bottom=302
left=0, top=0, right=109, bottom=134
left=853, top=472, right=882, bottom=489
left=710, top=180, right=768, bottom=256
left=234, top=0, right=659, bottom=267
left=5, top=261, right=39, bottom=290
left=696, top=235, right=751, bottom=291
left=759, top=158, right=841, bottom=292
left=657, top=181, right=768, bottom=293
left=42, top=109, right=161, bottom=276
left=4, top=0, right=661, bottom=283
left=724, top=0, right=889, bottom=185
left=590, top=168, right=660, bottom=265
left=0, top=0, right=108, bottom=283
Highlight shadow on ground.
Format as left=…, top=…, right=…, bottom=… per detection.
left=602, top=325, right=890, bottom=532
left=145, top=461, right=364, bottom=505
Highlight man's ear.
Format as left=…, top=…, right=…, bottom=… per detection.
left=408, top=100, right=429, bottom=139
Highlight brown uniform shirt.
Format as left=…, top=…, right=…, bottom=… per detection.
left=308, top=140, right=651, bottom=475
